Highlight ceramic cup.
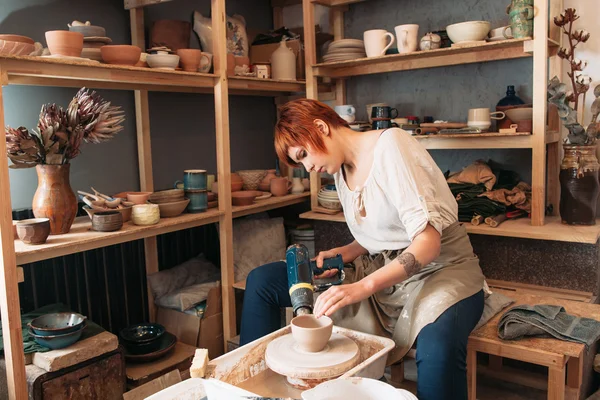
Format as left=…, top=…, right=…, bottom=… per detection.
left=176, top=49, right=202, bottom=72
left=371, top=105, right=398, bottom=120
left=186, top=190, right=208, bottom=213
left=366, top=103, right=388, bottom=123
left=372, top=120, right=399, bottom=130
left=16, top=218, right=50, bottom=245
left=363, top=29, right=395, bottom=57
left=394, top=24, right=419, bottom=54
left=175, top=169, right=207, bottom=190
left=270, top=177, right=292, bottom=196
left=291, top=315, right=333, bottom=352
left=468, top=108, right=506, bottom=130
left=198, top=52, right=213, bottom=73
left=334, top=105, right=356, bottom=123
left=91, top=211, right=123, bottom=232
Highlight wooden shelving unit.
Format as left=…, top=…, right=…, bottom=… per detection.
left=232, top=192, right=310, bottom=218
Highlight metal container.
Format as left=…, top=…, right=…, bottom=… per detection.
left=28, top=312, right=87, bottom=337
left=30, top=322, right=86, bottom=349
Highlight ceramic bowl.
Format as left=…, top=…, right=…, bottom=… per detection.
left=146, top=53, right=180, bottom=70
left=446, top=21, right=491, bottom=43
left=16, top=218, right=50, bottom=245
left=318, top=197, right=342, bottom=211
left=127, top=191, right=152, bottom=204
left=91, top=210, right=123, bottom=232
left=505, top=107, right=533, bottom=122
left=83, top=205, right=133, bottom=223
left=291, top=315, right=333, bottom=352
left=119, top=323, right=166, bottom=355
left=101, top=45, right=142, bottom=66
left=237, top=170, right=267, bottom=190
left=68, top=25, right=106, bottom=38
left=0, top=39, right=35, bottom=56
left=45, top=30, right=84, bottom=57
left=0, top=34, right=34, bottom=45
left=231, top=191, right=257, bottom=206
left=148, top=189, right=185, bottom=204
left=131, top=204, right=160, bottom=226
left=30, top=322, right=86, bottom=350
left=302, top=377, right=418, bottom=400
left=29, top=312, right=87, bottom=337
left=156, top=198, right=190, bottom=218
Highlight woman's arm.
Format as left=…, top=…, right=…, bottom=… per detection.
left=313, top=240, right=369, bottom=278
left=314, top=224, right=440, bottom=317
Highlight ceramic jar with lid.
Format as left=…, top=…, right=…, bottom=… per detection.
left=271, top=40, right=296, bottom=81
left=419, top=32, right=441, bottom=51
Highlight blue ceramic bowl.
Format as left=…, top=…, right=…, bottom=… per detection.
left=28, top=312, right=87, bottom=337
left=30, top=322, right=86, bottom=350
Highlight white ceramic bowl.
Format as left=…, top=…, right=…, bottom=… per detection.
left=146, top=54, right=180, bottom=70
left=302, top=377, right=418, bottom=400
left=446, top=21, right=491, bottom=43
left=505, top=107, right=533, bottom=122
left=131, top=204, right=160, bottom=225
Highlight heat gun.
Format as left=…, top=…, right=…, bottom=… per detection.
left=286, top=244, right=345, bottom=316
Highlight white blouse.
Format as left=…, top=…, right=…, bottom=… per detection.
left=333, top=128, right=458, bottom=254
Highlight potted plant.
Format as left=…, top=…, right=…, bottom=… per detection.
left=547, top=8, right=599, bottom=225
left=5, top=88, right=124, bottom=234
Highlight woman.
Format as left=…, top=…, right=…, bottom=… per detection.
left=240, top=99, right=484, bottom=400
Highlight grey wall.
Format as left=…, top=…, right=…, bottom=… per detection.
left=345, top=0, right=533, bottom=182
left=2, top=0, right=278, bottom=209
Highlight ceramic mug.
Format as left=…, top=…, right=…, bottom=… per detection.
left=175, top=169, right=207, bottom=190
left=270, top=177, right=292, bottom=196
left=186, top=190, right=208, bottom=213
left=468, top=108, right=506, bottom=130
left=334, top=105, right=356, bottom=123
left=372, top=120, right=399, bottom=130
left=394, top=24, right=419, bottom=54
left=366, top=103, right=388, bottom=123
left=371, top=106, right=398, bottom=120
left=363, top=29, right=395, bottom=57
left=198, top=52, right=212, bottom=73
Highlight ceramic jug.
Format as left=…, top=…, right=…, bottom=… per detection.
left=271, top=40, right=296, bottom=81
left=506, top=0, right=534, bottom=39
left=291, top=177, right=305, bottom=194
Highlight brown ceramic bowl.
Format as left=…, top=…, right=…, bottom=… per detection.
left=127, top=192, right=153, bottom=205
left=100, top=45, right=142, bottom=66
left=83, top=206, right=133, bottom=223
left=231, top=191, right=257, bottom=206
left=291, top=315, right=333, bottom=352
left=156, top=199, right=190, bottom=218
left=45, top=30, right=84, bottom=57
left=91, top=211, right=123, bottom=232
left=16, top=218, right=51, bottom=245
left=0, top=34, right=34, bottom=45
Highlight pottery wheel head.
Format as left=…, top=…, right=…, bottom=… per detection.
left=265, top=332, right=360, bottom=380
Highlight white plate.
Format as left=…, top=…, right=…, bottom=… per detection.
left=41, top=55, right=100, bottom=63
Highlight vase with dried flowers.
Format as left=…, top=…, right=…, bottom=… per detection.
left=547, top=8, right=599, bottom=225
left=5, top=88, right=125, bottom=234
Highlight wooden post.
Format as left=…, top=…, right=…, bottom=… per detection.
left=530, top=0, right=549, bottom=226
left=212, top=0, right=236, bottom=349
left=0, top=68, right=28, bottom=399
left=467, top=347, right=477, bottom=400
left=548, top=365, right=566, bottom=400
left=332, top=7, right=346, bottom=106
left=130, top=8, right=159, bottom=322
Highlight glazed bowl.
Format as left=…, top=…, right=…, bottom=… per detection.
left=131, top=204, right=160, bottom=226
left=291, top=315, right=333, bottom=352
left=119, top=323, right=166, bottom=355
left=231, top=191, right=257, bottom=206
left=45, top=30, right=84, bottom=57
left=16, top=218, right=50, bottom=245
left=446, top=21, right=491, bottom=43
left=146, top=53, right=180, bottom=70
left=127, top=191, right=152, bottom=204
left=101, top=45, right=142, bottom=66
left=155, top=198, right=190, bottom=218
left=91, top=210, right=123, bottom=232
left=505, top=107, right=533, bottom=122
left=29, top=312, right=87, bottom=337
left=30, top=322, right=86, bottom=350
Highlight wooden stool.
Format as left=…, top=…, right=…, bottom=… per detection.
left=468, top=290, right=600, bottom=400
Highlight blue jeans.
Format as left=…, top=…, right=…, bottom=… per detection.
left=240, top=261, right=484, bottom=400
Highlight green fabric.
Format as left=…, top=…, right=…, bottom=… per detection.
left=448, top=183, right=506, bottom=222
left=0, top=303, right=105, bottom=354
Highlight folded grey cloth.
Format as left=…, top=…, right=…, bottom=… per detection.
left=498, top=304, right=600, bottom=346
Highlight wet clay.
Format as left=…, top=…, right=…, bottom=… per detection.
left=291, top=315, right=333, bottom=352
left=559, top=169, right=599, bottom=225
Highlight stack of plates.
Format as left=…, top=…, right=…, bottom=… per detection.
left=148, top=189, right=185, bottom=204
left=82, top=36, right=112, bottom=62
left=318, top=186, right=342, bottom=211
left=322, top=39, right=366, bottom=63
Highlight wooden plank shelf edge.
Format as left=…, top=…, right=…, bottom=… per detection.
left=232, top=192, right=310, bottom=218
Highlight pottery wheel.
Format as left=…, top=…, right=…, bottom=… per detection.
left=265, top=332, right=360, bottom=380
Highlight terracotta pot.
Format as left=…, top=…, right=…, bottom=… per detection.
left=150, top=20, right=191, bottom=52
left=32, top=164, right=78, bottom=235
left=270, top=177, right=292, bottom=196
left=45, top=30, right=83, bottom=57
left=16, top=218, right=50, bottom=245
left=560, top=144, right=600, bottom=225
left=258, top=169, right=277, bottom=192
left=176, top=49, right=202, bottom=72
left=231, top=191, right=257, bottom=206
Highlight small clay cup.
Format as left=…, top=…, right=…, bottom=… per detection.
left=91, top=211, right=123, bottom=232
left=16, top=218, right=51, bottom=245
left=291, top=315, right=333, bottom=352
left=176, top=49, right=202, bottom=72
left=270, top=177, right=292, bottom=196
left=45, top=30, right=84, bottom=57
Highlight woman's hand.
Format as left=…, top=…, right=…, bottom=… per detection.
left=313, top=281, right=373, bottom=318
left=312, top=248, right=342, bottom=279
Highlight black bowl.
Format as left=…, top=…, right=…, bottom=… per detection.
left=119, top=323, right=165, bottom=345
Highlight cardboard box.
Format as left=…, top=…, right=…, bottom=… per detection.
left=156, top=286, right=223, bottom=361
left=250, top=38, right=305, bottom=80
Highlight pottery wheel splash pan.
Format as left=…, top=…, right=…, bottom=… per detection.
left=265, top=332, right=360, bottom=389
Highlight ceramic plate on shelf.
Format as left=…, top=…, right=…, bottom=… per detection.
left=83, top=36, right=112, bottom=44
left=40, top=55, right=100, bottom=63
left=243, top=191, right=272, bottom=200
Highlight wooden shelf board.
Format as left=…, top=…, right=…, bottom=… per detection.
left=233, top=280, right=246, bottom=290
left=313, top=38, right=531, bottom=78
left=299, top=212, right=600, bottom=244
left=414, top=132, right=532, bottom=149
left=1, top=55, right=218, bottom=93
left=15, top=210, right=223, bottom=265
left=232, top=192, right=309, bottom=218
left=125, top=0, right=178, bottom=9
left=313, top=0, right=367, bottom=5
left=228, top=76, right=306, bottom=96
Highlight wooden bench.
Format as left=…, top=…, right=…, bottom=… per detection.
left=468, top=289, right=600, bottom=400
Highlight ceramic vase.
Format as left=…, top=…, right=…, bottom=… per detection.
left=32, top=164, right=78, bottom=235
left=271, top=40, right=296, bottom=81
left=291, top=177, right=305, bottom=194
left=506, top=0, right=534, bottom=39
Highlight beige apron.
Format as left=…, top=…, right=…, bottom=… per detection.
left=321, top=222, right=484, bottom=364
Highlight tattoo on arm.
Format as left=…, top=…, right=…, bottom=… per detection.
left=397, top=252, right=422, bottom=278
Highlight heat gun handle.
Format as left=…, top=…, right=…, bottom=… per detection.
left=310, top=254, right=344, bottom=274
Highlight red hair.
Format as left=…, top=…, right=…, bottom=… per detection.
left=274, top=99, right=349, bottom=167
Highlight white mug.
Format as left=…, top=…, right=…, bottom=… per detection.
left=335, top=105, right=356, bottom=123
left=363, top=29, right=395, bottom=57
left=198, top=52, right=213, bottom=73
left=395, top=24, right=419, bottom=54
left=468, top=108, right=506, bottom=130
